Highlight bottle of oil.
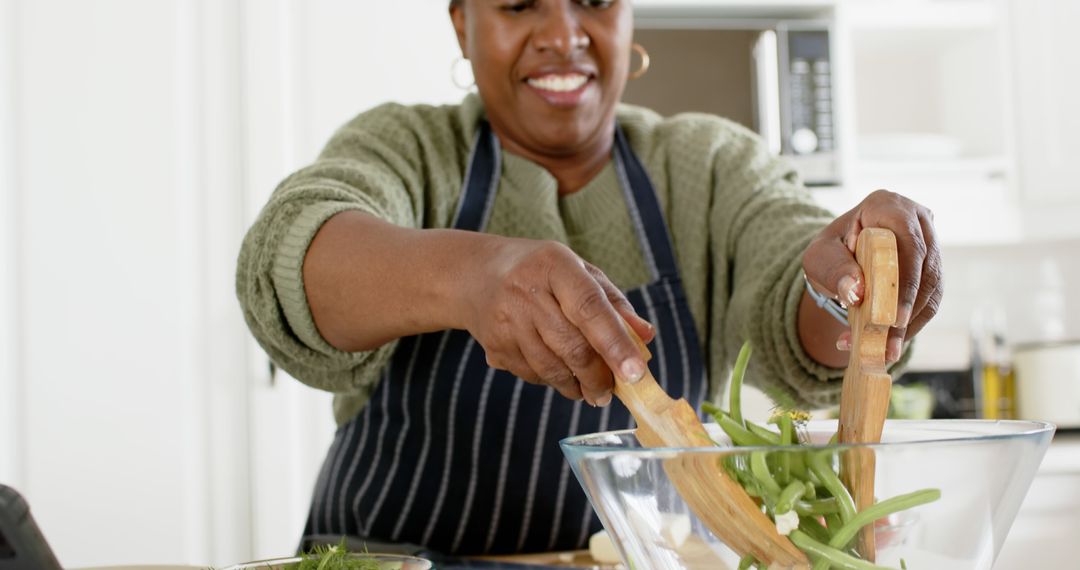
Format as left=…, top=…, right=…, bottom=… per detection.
left=973, top=310, right=1016, bottom=420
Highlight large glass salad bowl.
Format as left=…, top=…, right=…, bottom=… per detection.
left=561, top=419, right=1053, bottom=569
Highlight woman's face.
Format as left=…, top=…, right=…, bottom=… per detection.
left=451, top=0, right=633, bottom=157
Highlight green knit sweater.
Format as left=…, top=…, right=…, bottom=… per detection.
left=237, top=94, right=849, bottom=426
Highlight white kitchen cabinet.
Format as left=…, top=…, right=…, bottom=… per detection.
left=1009, top=0, right=1080, bottom=241
left=995, top=435, right=1080, bottom=569
left=0, top=0, right=253, bottom=566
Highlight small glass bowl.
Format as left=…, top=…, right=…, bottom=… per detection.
left=218, top=553, right=432, bottom=570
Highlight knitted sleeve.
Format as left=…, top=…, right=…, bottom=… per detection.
left=703, top=120, right=848, bottom=409
left=235, top=102, right=469, bottom=398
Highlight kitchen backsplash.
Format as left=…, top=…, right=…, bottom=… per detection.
left=907, top=238, right=1080, bottom=371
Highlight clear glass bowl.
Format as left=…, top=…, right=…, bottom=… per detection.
left=561, top=419, right=1054, bottom=570
left=218, top=553, right=432, bottom=570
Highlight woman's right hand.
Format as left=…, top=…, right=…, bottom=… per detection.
left=459, top=237, right=654, bottom=406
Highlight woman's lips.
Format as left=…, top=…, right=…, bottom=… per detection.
left=524, top=72, right=594, bottom=108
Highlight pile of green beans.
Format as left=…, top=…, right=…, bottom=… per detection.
left=704, top=343, right=940, bottom=570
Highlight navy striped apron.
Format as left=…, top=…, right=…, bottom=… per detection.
left=301, top=122, right=707, bottom=555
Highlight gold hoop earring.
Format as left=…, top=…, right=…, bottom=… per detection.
left=629, top=43, right=650, bottom=80
left=451, top=56, right=475, bottom=90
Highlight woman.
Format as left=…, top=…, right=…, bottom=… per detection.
left=236, top=0, right=942, bottom=556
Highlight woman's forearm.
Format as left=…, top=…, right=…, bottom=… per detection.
left=302, top=210, right=490, bottom=353
left=797, top=289, right=850, bottom=369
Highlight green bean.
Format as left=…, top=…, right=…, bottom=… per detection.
left=701, top=401, right=724, bottom=418
left=746, top=420, right=782, bottom=445
left=718, top=414, right=773, bottom=447
left=730, top=342, right=752, bottom=425
left=795, top=497, right=840, bottom=516
left=799, top=515, right=833, bottom=544
left=810, top=451, right=856, bottom=524
left=750, top=451, right=782, bottom=498
left=790, top=530, right=893, bottom=570
left=777, top=414, right=794, bottom=483
left=775, top=480, right=807, bottom=514
left=829, top=489, right=942, bottom=550
left=737, top=554, right=758, bottom=570
left=824, top=513, right=843, bottom=533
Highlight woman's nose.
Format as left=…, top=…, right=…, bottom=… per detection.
left=531, top=1, right=590, bottom=57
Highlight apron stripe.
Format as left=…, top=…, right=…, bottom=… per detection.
left=613, top=150, right=659, bottom=281
left=663, top=279, right=693, bottom=401
left=546, top=399, right=583, bottom=551
left=514, top=387, right=555, bottom=551
left=323, top=418, right=358, bottom=533
left=452, top=365, right=498, bottom=552
left=347, top=363, right=392, bottom=534
left=392, top=330, right=454, bottom=540
left=309, top=425, right=345, bottom=536
left=484, top=380, right=524, bottom=552
left=422, top=338, right=476, bottom=544
left=337, top=394, right=373, bottom=533
left=361, top=335, right=424, bottom=534
left=640, top=287, right=668, bottom=393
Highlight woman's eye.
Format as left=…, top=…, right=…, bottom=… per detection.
left=578, top=0, right=614, bottom=8
left=502, top=0, right=534, bottom=13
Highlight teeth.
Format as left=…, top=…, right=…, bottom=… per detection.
left=527, top=73, right=588, bottom=92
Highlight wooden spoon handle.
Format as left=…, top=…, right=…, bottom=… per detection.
left=838, top=227, right=900, bottom=561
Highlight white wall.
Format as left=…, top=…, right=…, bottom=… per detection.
left=1, top=0, right=22, bottom=488
left=0, top=0, right=464, bottom=566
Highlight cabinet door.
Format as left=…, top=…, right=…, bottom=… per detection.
left=1011, top=0, right=1080, bottom=227
left=3, top=0, right=253, bottom=566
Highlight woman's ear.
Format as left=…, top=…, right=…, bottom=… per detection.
left=449, top=2, right=469, bottom=58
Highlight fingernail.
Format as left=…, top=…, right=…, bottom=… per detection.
left=621, top=358, right=645, bottom=383
left=896, top=305, right=913, bottom=328
left=836, top=336, right=852, bottom=351
left=838, top=275, right=860, bottom=307
left=597, top=392, right=612, bottom=407
left=887, top=337, right=902, bottom=363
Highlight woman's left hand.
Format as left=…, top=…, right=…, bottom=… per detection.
left=803, top=190, right=943, bottom=363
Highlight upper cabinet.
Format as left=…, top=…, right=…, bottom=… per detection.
left=842, top=0, right=1019, bottom=245
left=631, top=0, right=1079, bottom=245
left=1008, top=0, right=1080, bottom=240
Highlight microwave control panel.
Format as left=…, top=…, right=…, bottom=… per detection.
left=773, top=25, right=840, bottom=186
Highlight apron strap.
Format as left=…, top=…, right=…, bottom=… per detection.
left=612, top=125, right=681, bottom=281
left=451, top=121, right=500, bottom=232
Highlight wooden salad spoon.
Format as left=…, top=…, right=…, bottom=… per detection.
left=837, top=227, right=900, bottom=561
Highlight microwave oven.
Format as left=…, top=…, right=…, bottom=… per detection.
left=623, top=21, right=841, bottom=186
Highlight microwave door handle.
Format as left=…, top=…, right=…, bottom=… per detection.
left=751, top=29, right=782, bottom=156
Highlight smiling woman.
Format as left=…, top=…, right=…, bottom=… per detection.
left=235, top=0, right=942, bottom=557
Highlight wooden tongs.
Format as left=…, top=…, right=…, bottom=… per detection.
left=613, top=340, right=809, bottom=568
left=837, top=228, right=900, bottom=561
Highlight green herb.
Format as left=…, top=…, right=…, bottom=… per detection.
left=703, top=341, right=942, bottom=570
left=294, top=539, right=380, bottom=570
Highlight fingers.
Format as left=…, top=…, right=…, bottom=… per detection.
left=905, top=208, right=942, bottom=340
left=532, top=290, right=615, bottom=406
left=551, top=259, right=648, bottom=386
left=586, top=262, right=655, bottom=344
left=474, top=240, right=653, bottom=405
left=817, top=191, right=942, bottom=365
left=516, top=325, right=585, bottom=402
left=859, top=192, right=928, bottom=333
left=803, top=227, right=865, bottom=308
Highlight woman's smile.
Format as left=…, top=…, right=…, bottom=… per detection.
left=523, top=68, right=596, bottom=107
